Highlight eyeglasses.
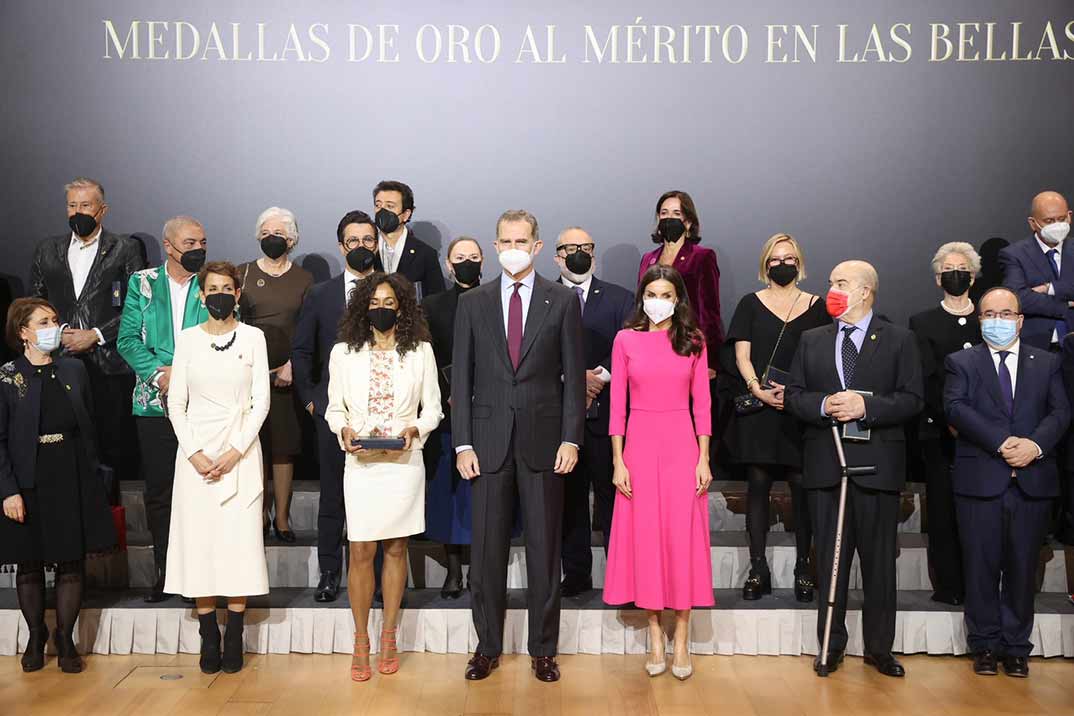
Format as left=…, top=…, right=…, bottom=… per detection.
left=557, top=243, right=595, bottom=256
left=767, top=256, right=799, bottom=267
left=980, top=310, right=1020, bottom=320
left=343, top=236, right=377, bottom=250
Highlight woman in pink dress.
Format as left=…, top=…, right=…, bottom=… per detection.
left=604, top=266, right=714, bottom=681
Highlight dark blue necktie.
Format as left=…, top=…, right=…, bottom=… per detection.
left=841, top=325, right=858, bottom=388
left=1048, top=249, right=1068, bottom=339
left=997, top=351, right=1014, bottom=415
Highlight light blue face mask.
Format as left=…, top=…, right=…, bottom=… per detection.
left=980, top=318, right=1018, bottom=348
left=33, top=326, right=62, bottom=353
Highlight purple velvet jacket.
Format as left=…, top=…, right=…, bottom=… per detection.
left=638, top=241, right=724, bottom=369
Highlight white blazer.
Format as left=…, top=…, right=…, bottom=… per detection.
left=325, top=340, right=443, bottom=451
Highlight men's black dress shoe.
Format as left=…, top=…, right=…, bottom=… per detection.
left=972, top=650, right=998, bottom=675
left=813, top=649, right=845, bottom=674
left=314, top=571, right=340, bottom=603
left=465, top=653, right=499, bottom=680
left=930, top=590, right=964, bottom=606
left=864, top=653, right=906, bottom=677
left=560, top=577, right=593, bottom=599
left=1002, top=655, right=1029, bottom=678
left=532, top=656, right=560, bottom=682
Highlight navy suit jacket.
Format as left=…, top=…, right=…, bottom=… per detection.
left=999, top=235, right=1074, bottom=349
left=559, top=276, right=635, bottom=435
left=291, top=274, right=347, bottom=418
left=944, top=342, right=1070, bottom=498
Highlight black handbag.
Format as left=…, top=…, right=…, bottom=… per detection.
left=733, top=293, right=801, bottom=416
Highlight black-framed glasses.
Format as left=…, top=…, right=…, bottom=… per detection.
left=343, top=236, right=377, bottom=250
left=767, top=256, right=799, bottom=267
left=980, top=310, right=1020, bottom=320
left=557, top=243, right=595, bottom=256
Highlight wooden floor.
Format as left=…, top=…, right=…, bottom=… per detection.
left=3, top=651, right=1073, bottom=716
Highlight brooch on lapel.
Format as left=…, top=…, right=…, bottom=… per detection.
left=0, top=367, right=27, bottom=399
left=257, top=278, right=266, bottom=287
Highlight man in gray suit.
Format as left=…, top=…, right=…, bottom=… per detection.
left=452, top=209, right=586, bottom=683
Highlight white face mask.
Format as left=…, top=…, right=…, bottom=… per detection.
left=1040, top=221, right=1071, bottom=245
left=31, top=326, right=61, bottom=353
left=643, top=298, right=675, bottom=325
left=498, top=248, right=533, bottom=275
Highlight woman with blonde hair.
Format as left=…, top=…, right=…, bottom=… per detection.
left=721, top=234, right=829, bottom=601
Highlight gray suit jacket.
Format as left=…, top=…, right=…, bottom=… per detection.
left=451, top=273, right=586, bottom=474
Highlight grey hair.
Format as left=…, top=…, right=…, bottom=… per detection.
left=496, top=209, right=540, bottom=243
left=64, top=177, right=105, bottom=203
left=930, top=241, right=982, bottom=275
left=255, top=206, right=299, bottom=245
left=556, top=226, right=591, bottom=244
left=162, top=215, right=204, bottom=246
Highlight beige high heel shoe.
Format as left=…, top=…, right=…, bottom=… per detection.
left=671, top=651, right=693, bottom=681
left=646, top=632, right=667, bottom=676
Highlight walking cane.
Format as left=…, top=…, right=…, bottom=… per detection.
left=816, top=421, right=876, bottom=677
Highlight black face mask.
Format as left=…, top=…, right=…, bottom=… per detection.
left=260, top=234, right=289, bottom=260
left=368, top=307, right=398, bottom=333
left=940, top=269, right=972, bottom=297
left=452, top=259, right=482, bottom=287
left=69, top=212, right=98, bottom=238
left=179, top=248, right=207, bottom=273
left=375, top=208, right=401, bottom=234
left=767, top=263, right=799, bottom=287
left=346, top=246, right=377, bottom=273
left=564, top=251, right=593, bottom=276
left=204, top=293, right=236, bottom=321
left=655, top=218, right=686, bottom=244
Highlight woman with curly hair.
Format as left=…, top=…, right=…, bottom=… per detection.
left=325, top=272, right=442, bottom=681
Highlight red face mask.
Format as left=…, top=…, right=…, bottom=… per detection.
left=826, top=288, right=851, bottom=319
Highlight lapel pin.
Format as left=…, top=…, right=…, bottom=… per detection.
left=65, top=385, right=72, bottom=391
left=545, top=299, right=550, bottom=304
left=257, top=278, right=266, bottom=287
left=409, top=249, right=415, bottom=254
left=870, top=334, right=877, bottom=340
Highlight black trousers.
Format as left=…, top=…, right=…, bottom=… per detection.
left=957, top=485, right=1052, bottom=657
left=921, top=438, right=964, bottom=597
left=135, top=416, right=178, bottom=574
left=83, top=359, right=138, bottom=486
left=560, top=428, right=614, bottom=584
left=315, top=415, right=347, bottom=574
left=471, top=430, right=565, bottom=658
left=810, top=481, right=899, bottom=657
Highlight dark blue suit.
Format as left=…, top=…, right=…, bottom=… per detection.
left=944, top=342, right=1070, bottom=657
left=558, top=276, right=635, bottom=585
left=999, top=235, right=1074, bottom=350
left=292, top=274, right=349, bottom=573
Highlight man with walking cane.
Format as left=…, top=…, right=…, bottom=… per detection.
left=786, top=260, right=924, bottom=677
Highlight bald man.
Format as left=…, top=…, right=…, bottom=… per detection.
left=999, top=191, right=1074, bottom=351
left=786, top=260, right=923, bottom=678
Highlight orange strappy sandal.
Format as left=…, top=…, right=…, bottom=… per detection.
left=351, top=634, right=371, bottom=682
left=378, top=628, right=400, bottom=675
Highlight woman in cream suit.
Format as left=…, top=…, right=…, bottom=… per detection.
left=326, top=272, right=441, bottom=682
left=165, top=262, right=271, bottom=676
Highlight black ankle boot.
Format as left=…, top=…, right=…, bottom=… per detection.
left=198, top=612, right=222, bottom=674
left=794, top=557, right=815, bottom=603
left=221, top=610, right=245, bottom=674
left=742, top=558, right=772, bottom=601
left=53, top=630, right=82, bottom=674
left=21, top=626, right=48, bottom=672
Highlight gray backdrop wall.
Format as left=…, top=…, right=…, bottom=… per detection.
left=3, top=1, right=1073, bottom=322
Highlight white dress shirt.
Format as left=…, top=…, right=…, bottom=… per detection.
left=66, top=231, right=105, bottom=344
left=988, top=340, right=1019, bottom=398
left=1037, top=235, right=1064, bottom=343
left=168, top=270, right=194, bottom=348
left=379, top=226, right=408, bottom=274
left=344, top=270, right=363, bottom=304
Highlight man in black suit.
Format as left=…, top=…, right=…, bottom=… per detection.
left=786, top=260, right=923, bottom=678
left=551, top=227, right=635, bottom=598
left=453, top=209, right=586, bottom=683
left=30, top=177, right=145, bottom=485
left=292, top=210, right=381, bottom=602
left=946, top=287, right=1069, bottom=678
left=372, top=180, right=445, bottom=297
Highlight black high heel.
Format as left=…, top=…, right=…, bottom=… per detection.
left=198, top=612, right=222, bottom=674
left=21, top=626, right=48, bottom=673
left=272, top=522, right=296, bottom=543
left=794, top=558, right=815, bottom=602
left=221, top=610, right=245, bottom=674
left=53, top=631, right=82, bottom=674
left=440, top=572, right=464, bottom=600
left=742, top=558, right=772, bottom=601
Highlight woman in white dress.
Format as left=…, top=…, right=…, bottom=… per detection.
left=326, top=272, right=441, bottom=681
left=164, top=261, right=271, bottom=675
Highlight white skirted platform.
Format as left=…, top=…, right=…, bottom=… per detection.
left=2, top=590, right=1073, bottom=659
